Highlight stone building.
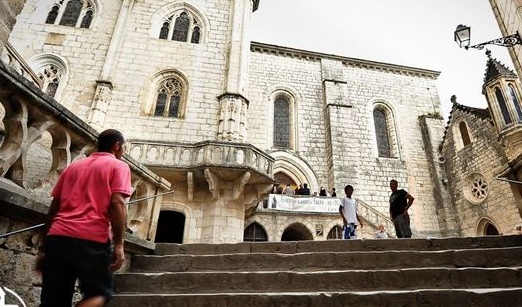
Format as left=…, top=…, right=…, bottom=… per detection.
left=0, top=0, right=452, bottom=247
left=2, top=0, right=522, bottom=303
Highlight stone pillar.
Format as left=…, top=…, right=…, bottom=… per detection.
left=216, top=0, right=256, bottom=142
left=87, top=0, right=134, bottom=128
left=217, top=93, right=248, bottom=142
left=0, top=0, right=26, bottom=49
left=321, top=58, right=354, bottom=188
left=88, top=80, right=113, bottom=130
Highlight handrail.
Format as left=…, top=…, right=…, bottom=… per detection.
left=0, top=190, right=174, bottom=239
left=355, top=198, right=395, bottom=234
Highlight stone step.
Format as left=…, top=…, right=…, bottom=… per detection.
left=109, top=288, right=522, bottom=307
left=114, top=267, right=522, bottom=294
left=131, top=246, right=522, bottom=272
left=154, top=235, right=522, bottom=255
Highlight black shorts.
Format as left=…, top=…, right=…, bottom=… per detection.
left=40, top=235, right=113, bottom=307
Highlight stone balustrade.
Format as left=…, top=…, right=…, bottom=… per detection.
left=0, top=59, right=170, bottom=244
left=128, top=139, right=274, bottom=180
left=1, top=42, right=42, bottom=88
left=357, top=198, right=396, bottom=237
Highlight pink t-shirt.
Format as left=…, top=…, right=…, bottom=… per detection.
left=49, top=152, right=132, bottom=243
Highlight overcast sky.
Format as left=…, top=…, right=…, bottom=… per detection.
left=250, top=0, right=515, bottom=120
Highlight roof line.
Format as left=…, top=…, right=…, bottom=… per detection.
left=250, top=41, right=441, bottom=78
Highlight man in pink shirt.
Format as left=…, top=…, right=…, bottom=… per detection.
left=36, top=129, right=131, bottom=307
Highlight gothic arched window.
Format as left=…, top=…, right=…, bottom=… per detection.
left=459, top=121, right=471, bottom=146
left=59, top=0, right=83, bottom=26
left=374, top=109, right=391, bottom=157
left=159, top=21, right=170, bottom=39
left=154, top=78, right=184, bottom=118
left=45, top=0, right=96, bottom=29
left=495, top=87, right=512, bottom=125
left=80, top=10, right=93, bottom=28
left=157, top=10, right=203, bottom=44
left=172, top=12, right=189, bottom=42
left=508, top=84, right=522, bottom=122
left=45, top=5, right=59, bottom=24
left=191, top=26, right=201, bottom=44
left=273, top=97, right=290, bottom=149
left=327, top=225, right=343, bottom=240
left=38, top=64, right=62, bottom=98
left=243, top=222, right=268, bottom=242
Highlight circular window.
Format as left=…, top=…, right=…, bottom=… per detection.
left=464, top=173, right=488, bottom=204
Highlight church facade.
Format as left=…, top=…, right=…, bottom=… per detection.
left=5, top=0, right=519, bottom=244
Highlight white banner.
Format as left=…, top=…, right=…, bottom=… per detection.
left=266, top=194, right=341, bottom=213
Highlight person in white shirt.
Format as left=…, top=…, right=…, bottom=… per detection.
left=339, top=185, right=363, bottom=239
left=283, top=184, right=294, bottom=195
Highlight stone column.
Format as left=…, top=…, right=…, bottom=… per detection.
left=88, top=80, right=113, bottom=130
left=87, top=0, right=134, bottom=128
left=216, top=0, right=256, bottom=142
left=217, top=93, right=248, bottom=142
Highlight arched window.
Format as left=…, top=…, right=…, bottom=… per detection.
left=191, top=26, right=201, bottom=44
left=372, top=104, right=399, bottom=158
left=172, top=12, right=189, bottom=42
left=327, top=225, right=343, bottom=240
left=30, top=54, right=68, bottom=101
left=159, top=21, right=170, bottom=39
left=38, top=64, right=62, bottom=98
left=154, top=77, right=184, bottom=118
left=373, top=109, right=391, bottom=157
left=157, top=10, right=202, bottom=44
left=508, top=84, right=522, bottom=122
left=495, top=87, right=512, bottom=125
left=273, top=97, right=290, bottom=149
left=243, top=222, right=268, bottom=242
left=45, top=5, right=59, bottom=24
left=80, top=10, right=93, bottom=28
left=45, top=0, right=96, bottom=29
left=459, top=122, right=471, bottom=146
left=59, top=0, right=83, bottom=26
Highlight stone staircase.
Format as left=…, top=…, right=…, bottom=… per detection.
left=110, top=236, right=522, bottom=306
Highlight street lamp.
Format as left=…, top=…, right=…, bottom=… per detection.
left=454, top=24, right=522, bottom=50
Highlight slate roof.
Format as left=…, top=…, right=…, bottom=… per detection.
left=484, top=50, right=517, bottom=84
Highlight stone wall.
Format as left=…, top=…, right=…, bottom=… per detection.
left=489, top=0, right=522, bottom=80
left=0, top=217, right=41, bottom=306
left=248, top=45, right=446, bottom=238
left=7, top=0, right=449, bottom=241
left=0, top=0, right=25, bottom=49
left=441, top=107, right=522, bottom=235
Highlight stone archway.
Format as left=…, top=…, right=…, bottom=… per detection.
left=327, top=225, right=343, bottom=240
left=274, top=171, right=297, bottom=192
left=281, top=222, right=313, bottom=241
left=244, top=222, right=268, bottom=242
left=477, top=217, right=500, bottom=236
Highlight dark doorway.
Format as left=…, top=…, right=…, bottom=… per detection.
left=154, top=211, right=185, bottom=243
left=485, top=223, right=500, bottom=235
left=281, top=223, right=313, bottom=241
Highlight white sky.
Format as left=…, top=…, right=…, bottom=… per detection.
left=250, top=0, right=515, bottom=120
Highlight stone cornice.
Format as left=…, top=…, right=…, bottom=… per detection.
left=250, top=41, right=441, bottom=79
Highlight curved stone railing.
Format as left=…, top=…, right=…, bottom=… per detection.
left=0, top=59, right=170, bottom=243
left=127, top=140, right=274, bottom=178
left=356, top=198, right=395, bottom=238
left=1, top=42, right=42, bottom=88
